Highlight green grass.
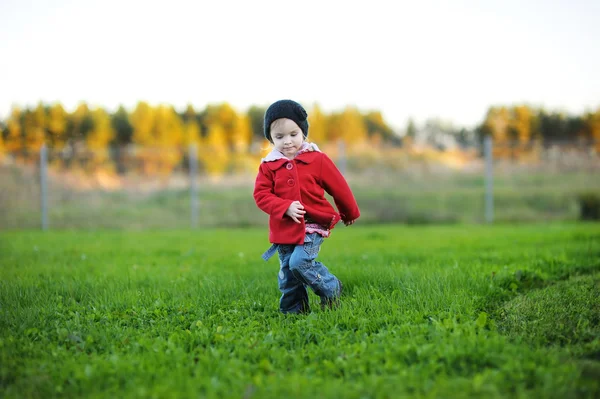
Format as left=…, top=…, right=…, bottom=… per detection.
left=1, top=223, right=600, bottom=398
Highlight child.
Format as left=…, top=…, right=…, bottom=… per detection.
left=253, top=99, right=360, bottom=314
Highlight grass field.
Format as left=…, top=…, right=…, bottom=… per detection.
left=1, top=223, right=599, bottom=398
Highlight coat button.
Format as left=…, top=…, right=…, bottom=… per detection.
left=287, top=178, right=294, bottom=186
left=286, top=163, right=293, bottom=170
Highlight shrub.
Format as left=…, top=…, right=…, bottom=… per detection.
left=578, top=192, right=600, bottom=221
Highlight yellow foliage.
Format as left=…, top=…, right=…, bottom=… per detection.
left=9, top=100, right=599, bottom=178
left=204, top=103, right=242, bottom=150
left=130, top=102, right=156, bottom=146
left=199, top=124, right=230, bottom=175
left=23, top=104, right=47, bottom=154
left=87, top=108, right=114, bottom=149
left=483, top=106, right=510, bottom=142
left=229, top=152, right=262, bottom=174
left=85, top=108, right=115, bottom=171
left=511, top=105, right=533, bottom=143
left=71, top=103, right=91, bottom=138
left=129, top=103, right=185, bottom=175
left=231, top=114, right=252, bottom=154
left=154, top=105, right=184, bottom=146
left=325, top=107, right=368, bottom=145
left=308, top=103, right=327, bottom=144
left=339, top=106, right=368, bottom=146
left=183, top=119, right=201, bottom=147
left=73, top=103, right=90, bottom=120
left=5, top=107, right=23, bottom=153
left=48, top=103, right=68, bottom=149
left=182, top=104, right=201, bottom=146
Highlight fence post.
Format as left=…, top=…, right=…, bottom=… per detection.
left=338, top=139, right=347, bottom=175
left=484, top=135, right=494, bottom=223
left=189, top=144, right=199, bottom=229
left=40, top=144, right=49, bottom=230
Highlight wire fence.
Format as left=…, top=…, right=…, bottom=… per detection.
left=1, top=139, right=599, bottom=230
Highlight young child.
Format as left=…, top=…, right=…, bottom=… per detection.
left=253, top=99, right=360, bottom=314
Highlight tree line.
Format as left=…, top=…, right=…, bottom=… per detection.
left=0, top=102, right=395, bottom=174
left=0, top=101, right=598, bottom=174
left=405, top=105, right=600, bottom=153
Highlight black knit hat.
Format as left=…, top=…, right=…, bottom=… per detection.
left=263, top=99, right=309, bottom=143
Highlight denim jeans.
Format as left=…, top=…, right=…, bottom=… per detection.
left=262, top=233, right=341, bottom=314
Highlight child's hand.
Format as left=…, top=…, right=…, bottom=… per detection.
left=344, top=219, right=355, bottom=226
left=285, top=201, right=306, bottom=224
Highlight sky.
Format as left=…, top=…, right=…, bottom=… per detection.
left=0, top=0, right=598, bottom=130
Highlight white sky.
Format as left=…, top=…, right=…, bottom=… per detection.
left=0, top=0, right=598, bottom=130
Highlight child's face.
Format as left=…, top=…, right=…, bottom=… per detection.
left=270, top=118, right=304, bottom=159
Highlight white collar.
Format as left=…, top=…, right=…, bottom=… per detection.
left=261, top=142, right=321, bottom=163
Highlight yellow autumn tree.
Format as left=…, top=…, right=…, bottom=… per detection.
left=509, top=105, right=535, bottom=159
left=22, top=103, right=47, bottom=161
left=510, top=105, right=534, bottom=144
left=483, top=107, right=510, bottom=140
left=86, top=108, right=115, bottom=171
left=326, top=113, right=342, bottom=142
left=129, top=102, right=157, bottom=174
left=482, top=106, right=511, bottom=158
left=47, top=103, right=68, bottom=150
left=217, top=103, right=238, bottom=149
left=182, top=105, right=201, bottom=147
left=203, top=103, right=239, bottom=150
left=153, top=105, right=184, bottom=175
left=308, top=103, right=327, bottom=144
left=128, top=102, right=189, bottom=175
left=184, top=122, right=201, bottom=148
left=231, top=113, right=252, bottom=154
left=5, top=107, right=23, bottom=155
left=200, top=123, right=230, bottom=176
left=130, top=102, right=156, bottom=146
left=229, top=113, right=257, bottom=173
left=338, top=106, right=368, bottom=148
left=199, top=103, right=243, bottom=174
left=71, top=103, right=94, bottom=144
left=157, top=106, right=183, bottom=145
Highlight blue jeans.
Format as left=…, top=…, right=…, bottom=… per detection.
left=262, top=233, right=341, bottom=314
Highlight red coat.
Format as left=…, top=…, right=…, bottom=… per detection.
left=254, top=149, right=360, bottom=245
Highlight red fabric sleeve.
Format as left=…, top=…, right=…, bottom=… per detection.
left=319, top=154, right=360, bottom=223
left=253, top=164, right=293, bottom=219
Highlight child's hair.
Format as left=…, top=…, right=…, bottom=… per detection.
left=263, top=99, right=309, bottom=143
